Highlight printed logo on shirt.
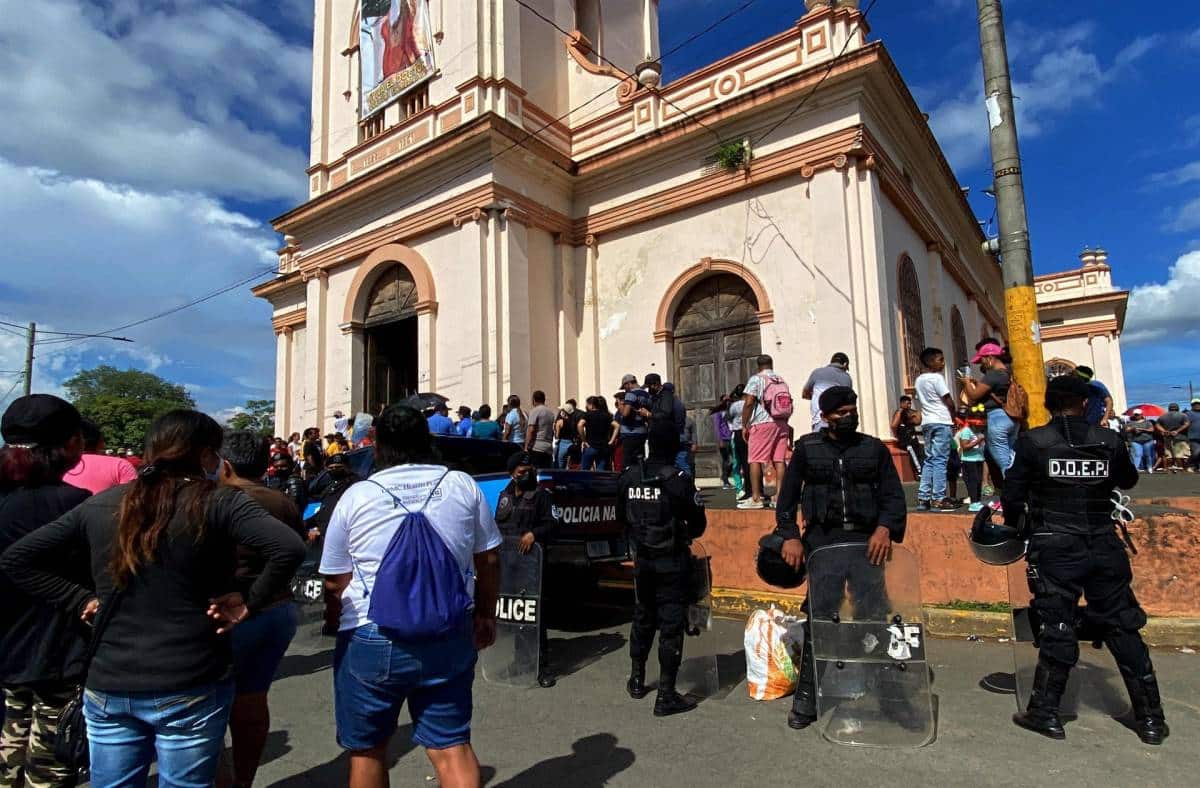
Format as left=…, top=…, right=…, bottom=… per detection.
left=1047, top=458, right=1109, bottom=479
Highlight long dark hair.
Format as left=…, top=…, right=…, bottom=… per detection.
left=0, top=445, right=79, bottom=490
left=374, top=405, right=438, bottom=470
left=111, top=410, right=223, bottom=587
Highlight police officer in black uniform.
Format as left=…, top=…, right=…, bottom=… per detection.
left=494, top=451, right=559, bottom=688
left=618, top=422, right=707, bottom=717
left=774, top=386, right=908, bottom=730
left=1003, top=374, right=1168, bottom=744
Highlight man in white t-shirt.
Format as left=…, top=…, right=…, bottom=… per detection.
left=320, top=405, right=501, bottom=788
left=913, top=347, right=961, bottom=512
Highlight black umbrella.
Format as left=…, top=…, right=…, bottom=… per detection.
left=400, top=392, right=449, bottom=413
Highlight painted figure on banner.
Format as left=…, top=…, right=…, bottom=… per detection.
left=360, top=0, right=435, bottom=116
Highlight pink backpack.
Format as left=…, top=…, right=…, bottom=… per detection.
left=759, top=373, right=794, bottom=420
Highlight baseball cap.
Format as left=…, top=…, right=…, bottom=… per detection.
left=1192, top=398, right=1200, bottom=405
left=507, top=451, right=535, bottom=473
left=2, top=394, right=82, bottom=447
left=971, top=343, right=1004, bottom=363
left=1132, top=408, right=1143, bottom=415
left=1045, top=374, right=1090, bottom=401
left=621, top=373, right=638, bottom=386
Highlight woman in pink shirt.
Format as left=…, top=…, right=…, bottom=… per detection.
left=63, top=419, right=137, bottom=494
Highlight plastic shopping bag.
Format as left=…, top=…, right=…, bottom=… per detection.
left=745, top=606, right=800, bottom=700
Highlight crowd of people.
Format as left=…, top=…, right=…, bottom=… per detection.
left=0, top=344, right=1184, bottom=786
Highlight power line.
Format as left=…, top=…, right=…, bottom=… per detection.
left=514, top=0, right=726, bottom=144
left=0, top=374, right=24, bottom=409
left=662, top=0, right=762, bottom=59
left=751, top=0, right=879, bottom=147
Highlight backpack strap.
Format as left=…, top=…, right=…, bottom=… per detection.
left=350, top=469, right=453, bottom=598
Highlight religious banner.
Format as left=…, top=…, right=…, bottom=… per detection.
left=360, top=0, right=436, bottom=118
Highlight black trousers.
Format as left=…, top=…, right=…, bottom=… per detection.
left=732, top=431, right=749, bottom=487
left=1026, top=531, right=1153, bottom=677
left=801, top=529, right=888, bottom=622
left=718, top=445, right=732, bottom=484
left=621, top=435, right=646, bottom=466
left=962, top=461, right=983, bottom=503
left=630, top=552, right=691, bottom=676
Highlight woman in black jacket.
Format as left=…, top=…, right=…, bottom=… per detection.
left=1, top=410, right=305, bottom=788
left=0, top=394, right=90, bottom=787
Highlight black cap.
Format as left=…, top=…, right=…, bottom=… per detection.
left=1045, top=374, right=1090, bottom=401
left=507, top=451, right=534, bottom=473
left=819, top=385, right=857, bottom=415
left=2, top=394, right=82, bottom=447
left=644, top=373, right=662, bottom=386
left=327, top=453, right=347, bottom=466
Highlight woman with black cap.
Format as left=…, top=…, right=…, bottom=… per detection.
left=1, top=409, right=305, bottom=788
left=0, top=394, right=90, bottom=787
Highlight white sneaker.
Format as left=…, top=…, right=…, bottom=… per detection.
left=737, top=499, right=765, bottom=510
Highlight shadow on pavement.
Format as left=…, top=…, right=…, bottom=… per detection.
left=549, top=632, right=627, bottom=678
left=487, top=733, right=635, bottom=787
left=265, top=725, right=417, bottom=787
left=276, top=648, right=335, bottom=680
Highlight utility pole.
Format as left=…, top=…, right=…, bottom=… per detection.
left=22, top=322, right=35, bottom=397
left=977, top=0, right=1047, bottom=426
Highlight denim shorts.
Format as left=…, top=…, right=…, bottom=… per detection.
left=232, top=601, right=300, bottom=694
left=333, top=622, right=477, bottom=751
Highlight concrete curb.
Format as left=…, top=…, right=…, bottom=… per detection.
left=711, top=588, right=1200, bottom=647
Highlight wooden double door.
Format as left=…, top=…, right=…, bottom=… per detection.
left=671, top=274, right=762, bottom=473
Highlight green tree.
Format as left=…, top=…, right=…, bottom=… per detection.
left=227, top=399, right=276, bottom=438
left=64, top=365, right=196, bottom=451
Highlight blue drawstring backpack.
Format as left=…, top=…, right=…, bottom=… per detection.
left=355, top=471, right=474, bottom=639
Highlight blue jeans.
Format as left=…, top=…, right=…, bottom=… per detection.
left=1130, top=441, right=1156, bottom=471
left=986, top=408, right=1019, bottom=476
left=674, top=447, right=694, bottom=477
left=232, top=602, right=299, bottom=694
left=918, top=423, right=953, bottom=501
left=83, top=679, right=234, bottom=788
left=579, top=446, right=610, bottom=470
left=334, top=623, right=476, bottom=751
left=555, top=441, right=573, bottom=468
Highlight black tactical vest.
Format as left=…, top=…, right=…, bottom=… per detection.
left=625, top=465, right=681, bottom=556
left=794, top=433, right=881, bottom=530
left=1027, top=422, right=1122, bottom=535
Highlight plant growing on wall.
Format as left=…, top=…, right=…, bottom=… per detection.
left=714, top=139, right=749, bottom=171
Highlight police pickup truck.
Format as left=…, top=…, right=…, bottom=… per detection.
left=318, top=435, right=629, bottom=568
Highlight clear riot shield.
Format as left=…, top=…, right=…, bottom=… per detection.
left=291, top=539, right=327, bottom=626
left=1006, top=562, right=1127, bottom=717
left=807, top=543, right=934, bottom=748
left=480, top=538, right=543, bottom=687
left=676, top=542, right=719, bottom=698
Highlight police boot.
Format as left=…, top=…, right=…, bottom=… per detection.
left=1121, top=671, right=1169, bottom=745
left=653, top=671, right=697, bottom=717
left=627, top=661, right=648, bottom=700
left=1012, top=660, right=1069, bottom=740
left=787, top=638, right=818, bottom=730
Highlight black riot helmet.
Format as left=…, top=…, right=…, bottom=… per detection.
left=755, top=532, right=805, bottom=588
left=968, top=505, right=1026, bottom=566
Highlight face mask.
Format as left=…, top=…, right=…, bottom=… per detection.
left=563, top=404, right=575, bottom=415
left=832, top=414, right=859, bottom=435
left=516, top=471, right=538, bottom=492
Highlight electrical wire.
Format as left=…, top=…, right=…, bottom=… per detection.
left=662, top=0, right=763, bottom=59
left=751, top=0, right=879, bottom=147
left=514, top=0, right=726, bottom=144
left=0, top=374, right=24, bottom=409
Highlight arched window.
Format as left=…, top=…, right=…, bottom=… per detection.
left=897, top=255, right=926, bottom=386
left=950, top=306, right=968, bottom=376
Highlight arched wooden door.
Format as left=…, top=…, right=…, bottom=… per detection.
left=672, top=273, right=761, bottom=471
left=364, top=264, right=419, bottom=414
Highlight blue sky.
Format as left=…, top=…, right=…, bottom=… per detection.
left=1, top=0, right=1198, bottom=419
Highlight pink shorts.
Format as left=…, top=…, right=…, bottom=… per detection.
left=748, top=420, right=791, bottom=463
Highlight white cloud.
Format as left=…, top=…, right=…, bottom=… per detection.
left=925, top=26, right=1158, bottom=170
left=1124, top=250, right=1200, bottom=345
left=0, top=157, right=279, bottom=412
left=0, top=0, right=309, bottom=202
left=1149, top=160, right=1200, bottom=187
left=1164, top=195, right=1200, bottom=233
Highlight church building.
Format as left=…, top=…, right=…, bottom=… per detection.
left=255, top=0, right=1008, bottom=452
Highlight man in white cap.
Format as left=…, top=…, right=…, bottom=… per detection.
left=333, top=410, right=350, bottom=435
left=1123, top=409, right=1156, bottom=472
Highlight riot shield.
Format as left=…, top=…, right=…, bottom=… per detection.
left=1006, top=562, right=1127, bottom=717
left=480, top=538, right=543, bottom=687
left=291, top=538, right=327, bottom=626
left=807, top=543, right=934, bottom=748
left=676, top=542, right=719, bottom=698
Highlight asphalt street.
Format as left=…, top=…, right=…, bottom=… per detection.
left=254, top=596, right=1198, bottom=787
